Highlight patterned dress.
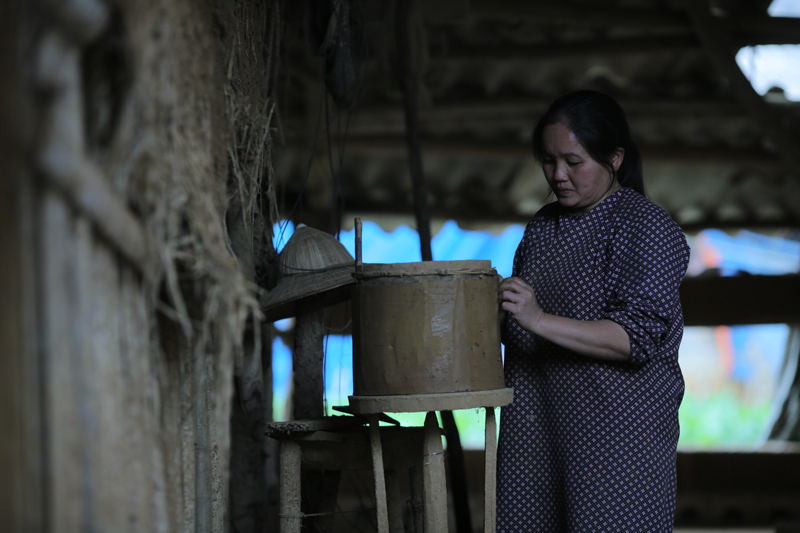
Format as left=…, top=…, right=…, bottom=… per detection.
left=496, top=187, right=690, bottom=532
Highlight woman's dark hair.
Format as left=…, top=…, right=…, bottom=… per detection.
left=532, top=90, right=645, bottom=196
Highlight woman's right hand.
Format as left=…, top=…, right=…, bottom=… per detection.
left=498, top=276, right=545, bottom=333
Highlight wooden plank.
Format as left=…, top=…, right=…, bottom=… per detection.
left=74, top=208, right=104, bottom=529
left=157, top=313, right=188, bottom=533
left=422, top=412, right=448, bottom=532
left=42, top=191, right=95, bottom=532
left=21, top=166, right=46, bottom=531
left=266, top=417, right=364, bottom=436
left=680, top=275, right=800, bottom=326
left=368, top=414, right=391, bottom=533
left=484, top=407, right=498, bottom=533
left=85, top=218, right=128, bottom=530
left=0, top=116, right=43, bottom=533
left=35, top=32, right=147, bottom=271
left=677, top=450, right=800, bottom=493
left=348, top=388, right=514, bottom=414
left=179, top=327, right=196, bottom=532
left=0, top=2, right=44, bottom=527
left=120, top=267, right=157, bottom=529
left=193, top=347, right=211, bottom=532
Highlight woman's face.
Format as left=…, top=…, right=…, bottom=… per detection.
left=540, top=123, right=623, bottom=214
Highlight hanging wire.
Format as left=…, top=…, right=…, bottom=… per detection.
left=276, top=0, right=369, bottom=246
left=325, top=0, right=369, bottom=238
left=273, top=55, right=330, bottom=249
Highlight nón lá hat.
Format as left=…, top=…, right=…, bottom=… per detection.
left=261, top=225, right=355, bottom=321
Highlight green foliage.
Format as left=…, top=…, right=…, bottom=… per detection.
left=678, top=387, right=772, bottom=448
left=308, top=389, right=773, bottom=451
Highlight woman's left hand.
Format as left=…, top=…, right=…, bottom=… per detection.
left=498, top=276, right=544, bottom=333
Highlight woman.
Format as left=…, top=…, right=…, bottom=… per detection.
left=496, top=90, right=690, bottom=532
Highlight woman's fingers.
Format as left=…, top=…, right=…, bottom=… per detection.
left=500, top=276, right=531, bottom=292
left=498, top=277, right=521, bottom=296
left=500, top=278, right=531, bottom=298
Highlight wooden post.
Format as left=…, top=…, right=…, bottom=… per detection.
left=293, top=304, right=326, bottom=526
left=422, top=412, right=447, bottom=532
left=279, top=440, right=302, bottom=533
left=293, top=305, right=325, bottom=420
left=484, top=407, right=498, bottom=533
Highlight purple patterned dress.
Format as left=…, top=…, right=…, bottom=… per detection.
left=496, top=187, right=690, bottom=532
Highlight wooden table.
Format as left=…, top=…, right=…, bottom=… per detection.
left=347, top=388, right=514, bottom=533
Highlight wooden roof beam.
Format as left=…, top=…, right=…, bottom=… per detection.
left=310, top=138, right=783, bottom=166
left=737, top=16, right=800, bottom=45
left=680, top=275, right=800, bottom=326
left=440, top=35, right=702, bottom=62
left=470, top=2, right=691, bottom=29
left=363, top=97, right=754, bottom=117
left=470, top=2, right=800, bottom=41
left=437, top=31, right=800, bottom=63
left=287, top=194, right=800, bottom=231
left=685, top=3, right=800, bottom=174
left=320, top=99, right=764, bottom=138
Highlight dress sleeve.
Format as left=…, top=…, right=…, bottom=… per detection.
left=602, top=208, right=690, bottom=364
left=511, top=227, right=529, bottom=278
left=502, top=221, right=533, bottom=346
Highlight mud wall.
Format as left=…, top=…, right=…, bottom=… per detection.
left=1, top=0, right=280, bottom=530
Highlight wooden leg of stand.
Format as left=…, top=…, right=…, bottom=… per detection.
left=422, top=411, right=447, bottom=532
left=279, top=440, right=302, bottom=533
left=368, top=414, right=390, bottom=533
left=484, top=407, right=498, bottom=533
left=386, top=469, right=405, bottom=533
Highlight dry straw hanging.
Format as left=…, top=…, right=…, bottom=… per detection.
left=261, top=225, right=355, bottom=320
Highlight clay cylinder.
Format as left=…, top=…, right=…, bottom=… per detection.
left=352, top=260, right=505, bottom=396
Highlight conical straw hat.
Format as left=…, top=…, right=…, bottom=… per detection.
left=261, top=225, right=355, bottom=320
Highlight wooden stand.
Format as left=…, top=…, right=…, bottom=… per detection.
left=268, top=417, right=429, bottom=533
left=348, top=388, right=513, bottom=533
left=268, top=388, right=512, bottom=533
